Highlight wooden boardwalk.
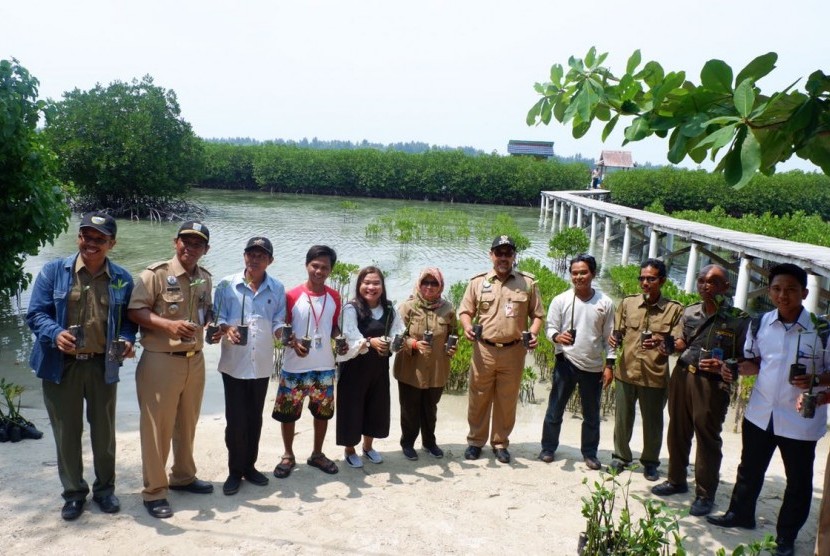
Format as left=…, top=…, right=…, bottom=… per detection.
left=540, top=190, right=830, bottom=312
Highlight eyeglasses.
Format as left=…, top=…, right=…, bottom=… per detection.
left=78, top=234, right=109, bottom=246
left=421, top=281, right=440, bottom=287
left=493, top=250, right=514, bottom=258
left=638, top=276, right=660, bottom=283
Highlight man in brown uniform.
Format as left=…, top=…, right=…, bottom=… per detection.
left=652, top=264, right=749, bottom=517
left=608, top=258, right=683, bottom=481
left=128, top=221, right=213, bottom=519
left=459, top=236, right=544, bottom=464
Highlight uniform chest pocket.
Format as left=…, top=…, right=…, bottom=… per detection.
left=68, top=290, right=82, bottom=302
left=508, top=291, right=528, bottom=305
left=160, top=290, right=186, bottom=317
left=478, top=293, right=497, bottom=313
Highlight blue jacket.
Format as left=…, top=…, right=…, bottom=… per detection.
left=26, top=253, right=138, bottom=385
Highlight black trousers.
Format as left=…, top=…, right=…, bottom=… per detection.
left=727, top=417, right=817, bottom=543
left=336, top=365, right=390, bottom=447
left=221, top=373, right=269, bottom=477
left=398, top=382, right=444, bottom=449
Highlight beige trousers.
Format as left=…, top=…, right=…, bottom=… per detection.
left=136, top=350, right=206, bottom=501
left=466, top=343, right=523, bottom=449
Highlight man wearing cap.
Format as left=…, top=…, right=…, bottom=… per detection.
left=27, top=212, right=137, bottom=520
left=213, top=237, right=286, bottom=495
left=458, top=236, right=544, bottom=463
left=128, top=221, right=213, bottom=519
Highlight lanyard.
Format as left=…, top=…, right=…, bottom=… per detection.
left=306, top=291, right=328, bottom=334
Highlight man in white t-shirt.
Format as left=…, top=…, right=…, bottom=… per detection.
left=539, top=254, right=615, bottom=470
left=272, top=245, right=343, bottom=477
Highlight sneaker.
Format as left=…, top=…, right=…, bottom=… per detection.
left=362, top=448, right=383, bottom=464
left=651, top=481, right=688, bottom=496
left=402, top=446, right=419, bottom=461
left=643, top=464, right=660, bottom=481
left=344, top=452, right=363, bottom=468
left=423, top=445, right=444, bottom=458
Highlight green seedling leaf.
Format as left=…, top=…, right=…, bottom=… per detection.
left=733, top=78, right=756, bottom=118
left=735, top=52, right=777, bottom=87
left=700, top=59, right=734, bottom=94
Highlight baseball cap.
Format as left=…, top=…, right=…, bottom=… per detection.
left=80, top=212, right=117, bottom=237
left=178, top=221, right=210, bottom=243
left=491, top=235, right=516, bottom=251
left=245, top=236, right=273, bottom=256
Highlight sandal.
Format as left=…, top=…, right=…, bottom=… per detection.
left=307, top=453, right=339, bottom=474
left=273, top=455, right=296, bottom=479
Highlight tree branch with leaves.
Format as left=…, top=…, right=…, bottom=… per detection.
left=527, top=47, right=829, bottom=188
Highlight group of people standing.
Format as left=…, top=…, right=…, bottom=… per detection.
left=25, top=213, right=830, bottom=555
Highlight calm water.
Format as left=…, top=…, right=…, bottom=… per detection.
left=1, top=189, right=635, bottom=404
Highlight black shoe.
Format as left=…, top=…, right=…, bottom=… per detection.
left=493, top=447, right=511, bottom=464
left=243, top=468, right=269, bottom=486
left=223, top=475, right=241, bottom=495
left=402, top=446, right=419, bottom=461
left=169, top=478, right=214, bottom=494
left=643, top=464, right=660, bottom=481
left=706, top=510, right=756, bottom=529
left=774, top=537, right=794, bottom=556
left=93, top=494, right=121, bottom=513
left=538, top=450, right=555, bottom=463
left=690, top=496, right=714, bottom=516
left=423, top=445, right=444, bottom=459
left=464, top=445, right=482, bottom=460
left=651, top=481, right=689, bottom=496
left=61, top=499, right=85, bottom=521
left=607, top=460, right=628, bottom=474
left=584, top=456, right=602, bottom=470
left=144, top=499, right=173, bottom=519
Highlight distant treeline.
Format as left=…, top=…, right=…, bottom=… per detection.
left=197, top=142, right=588, bottom=205
left=606, top=167, right=830, bottom=220
left=205, top=137, right=486, bottom=156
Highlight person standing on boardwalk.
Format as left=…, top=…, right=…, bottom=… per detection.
left=651, top=264, right=749, bottom=517
left=26, top=212, right=136, bottom=521
left=214, top=237, right=286, bottom=495
left=393, top=267, right=458, bottom=461
left=128, top=221, right=213, bottom=519
left=458, top=236, right=544, bottom=464
left=707, top=263, right=830, bottom=556
left=272, top=245, right=343, bottom=477
left=607, top=258, right=683, bottom=481
left=539, top=254, right=614, bottom=471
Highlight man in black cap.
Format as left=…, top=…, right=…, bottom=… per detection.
left=458, top=236, right=544, bottom=463
left=128, top=220, right=213, bottom=518
left=27, top=211, right=137, bottom=520
left=213, top=237, right=286, bottom=495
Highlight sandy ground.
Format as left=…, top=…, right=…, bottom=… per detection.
left=1, top=350, right=826, bottom=556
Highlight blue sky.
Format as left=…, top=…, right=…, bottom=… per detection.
left=3, top=0, right=825, bottom=170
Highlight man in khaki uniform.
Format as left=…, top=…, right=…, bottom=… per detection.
left=459, top=236, right=544, bottom=464
left=608, top=258, right=683, bottom=481
left=128, top=221, right=213, bottom=519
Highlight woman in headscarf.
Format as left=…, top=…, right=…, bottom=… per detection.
left=393, top=267, right=458, bottom=461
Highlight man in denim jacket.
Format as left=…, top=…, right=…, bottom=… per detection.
left=26, top=212, right=136, bottom=521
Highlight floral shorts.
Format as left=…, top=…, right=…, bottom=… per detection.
left=272, top=369, right=335, bottom=423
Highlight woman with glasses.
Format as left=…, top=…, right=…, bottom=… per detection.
left=393, top=268, right=458, bottom=460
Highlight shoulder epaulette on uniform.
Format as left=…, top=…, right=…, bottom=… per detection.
left=470, top=272, right=488, bottom=280
left=199, top=266, right=212, bottom=277
left=147, top=261, right=168, bottom=271
left=623, top=293, right=641, bottom=300
left=517, top=270, right=536, bottom=280
left=724, top=306, right=750, bottom=319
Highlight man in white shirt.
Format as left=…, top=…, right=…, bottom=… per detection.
left=539, top=254, right=614, bottom=470
left=215, top=237, right=286, bottom=495
left=272, top=245, right=343, bottom=477
left=707, top=263, right=830, bottom=556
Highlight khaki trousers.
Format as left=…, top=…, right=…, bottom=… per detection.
left=136, top=350, right=205, bottom=501
left=466, top=343, right=523, bottom=449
